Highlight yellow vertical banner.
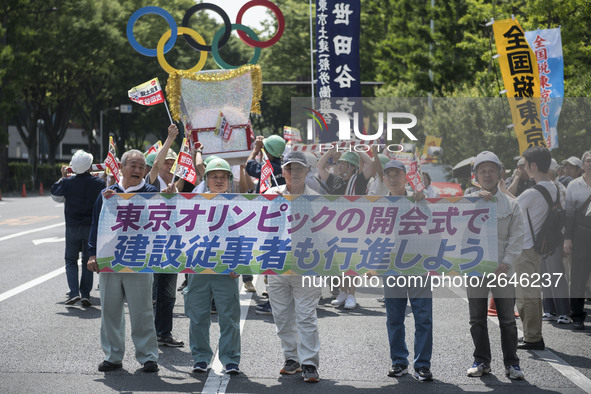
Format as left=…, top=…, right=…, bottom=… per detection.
left=423, top=135, right=442, bottom=157
left=493, top=18, right=546, bottom=154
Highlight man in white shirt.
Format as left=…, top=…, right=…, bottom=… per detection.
left=465, top=151, right=525, bottom=380
left=514, top=146, right=556, bottom=350
left=265, top=151, right=322, bottom=383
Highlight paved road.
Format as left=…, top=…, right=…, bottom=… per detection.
left=1, top=196, right=590, bottom=393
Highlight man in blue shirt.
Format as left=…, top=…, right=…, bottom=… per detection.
left=51, top=150, right=105, bottom=306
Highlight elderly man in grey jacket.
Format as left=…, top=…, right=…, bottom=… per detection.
left=466, top=151, right=525, bottom=380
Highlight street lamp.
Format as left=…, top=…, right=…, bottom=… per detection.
left=99, top=105, right=133, bottom=159
left=99, top=106, right=119, bottom=160
left=37, top=119, right=44, bottom=162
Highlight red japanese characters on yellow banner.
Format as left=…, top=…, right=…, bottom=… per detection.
left=493, top=18, right=546, bottom=154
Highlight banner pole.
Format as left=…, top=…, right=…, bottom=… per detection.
left=164, top=100, right=174, bottom=125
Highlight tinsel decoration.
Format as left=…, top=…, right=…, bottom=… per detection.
left=166, top=65, right=262, bottom=123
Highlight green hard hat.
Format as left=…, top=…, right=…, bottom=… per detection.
left=263, top=135, right=286, bottom=158
left=338, top=151, right=360, bottom=167
left=145, top=152, right=157, bottom=167
left=203, top=155, right=222, bottom=166
left=378, top=154, right=390, bottom=168
left=204, top=158, right=233, bottom=182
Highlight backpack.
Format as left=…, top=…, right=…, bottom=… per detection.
left=526, top=183, right=566, bottom=255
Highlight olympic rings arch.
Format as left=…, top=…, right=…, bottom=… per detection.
left=157, top=28, right=208, bottom=74
left=211, top=24, right=261, bottom=69
left=127, top=2, right=285, bottom=73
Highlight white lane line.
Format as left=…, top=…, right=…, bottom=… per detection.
left=0, top=222, right=64, bottom=242
left=446, top=285, right=591, bottom=393
left=202, top=276, right=258, bottom=394
left=32, top=236, right=65, bottom=246
left=0, top=265, right=65, bottom=302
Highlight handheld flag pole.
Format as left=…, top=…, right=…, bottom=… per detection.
left=128, top=77, right=173, bottom=124
left=164, top=100, right=173, bottom=125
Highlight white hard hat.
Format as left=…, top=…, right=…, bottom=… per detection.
left=473, top=151, right=503, bottom=182
left=70, top=150, right=93, bottom=174
left=473, top=151, right=502, bottom=171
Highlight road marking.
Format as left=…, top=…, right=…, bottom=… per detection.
left=202, top=276, right=258, bottom=394
left=0, top=222, right=64, bottom=242
left=32, top=236, right=65, bottom=246
left=0, top=265, right=66, bottom=302
left=447, top=285, right=591, bottom=393
left=0, top=215, right=60, bottom=226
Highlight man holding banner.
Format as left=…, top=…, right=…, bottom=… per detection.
left=183, top=158, right=241, bottom=375
left=380, top=159, right=433, bottom=382
left=465, top=151, right=525, bottom=380
left=264, top=151, right=321, bottom=383
left=87, top=149, right=160, bottom=373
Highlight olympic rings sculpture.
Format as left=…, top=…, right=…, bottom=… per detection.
left=126, top=1, right=285, bottom=74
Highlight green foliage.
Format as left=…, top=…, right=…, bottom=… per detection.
left=37, top=163, right=64, bottom=189
left=8, top=162, right=33, bottom=191
left=1, top=0, right=590, bottom=177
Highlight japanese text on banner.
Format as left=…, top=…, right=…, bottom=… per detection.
left=96, top=194, right=498, bottom=276
left=493, top=18, right=546, bottom=154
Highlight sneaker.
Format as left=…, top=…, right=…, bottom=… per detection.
left=244, top=281, right=257, bottom=293
left=158, top=336, right=184, bottom=347
left=517, top=338, right=545, bottom=350
left=331, top=291, right=347, bottom=306
left=467, top=362, right=491, bottom=377
left=80, top=298, right=92, bottom=307
left=413, top=366, right=433, bottom=381
left=261, top=290, right=269, bottom=298
left=388, top=364, right=408, bottom=377
left=142, top=361, right=159, bottom=373
left=280, top=359, right=302, bottom=375
left=256, top=301, right=273, bottom=315
left=98, top=361, right=122, bottom=372
left=65, top=295, right=80, bottom=305
left=542, top=312, right=557, bottom=321
left=377, top=296, right=385, bottom=303
left=225, top=363, right=240, bottom=375
left=557, top=315, right=573, bottom=324
left=505, top=364, right=525, bottom=380
left=302, top=364, right=319, bottom=383
left=192, top=362, right=208, bottom=372
left=344, top=294, right=356, bottom=309
left=177, top=279, right=187, bottom=292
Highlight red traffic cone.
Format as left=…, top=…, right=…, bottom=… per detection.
left=21, top=182, right=27, bottom=197
left=39, top=182, right=44, bottom=196
left=487, top=297, right=497, bottom=316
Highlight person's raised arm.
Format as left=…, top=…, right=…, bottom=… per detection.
left=317, top=145, right=336, bottom=181
left=506, top=167, right=521, bottom=196
left=358, top=150, right=377, bottom=180
left=148, top=124, right=179, bottom=184
left=246, top=135, right=264, bottom=163
left=193, top=143, right=206, bottom=177
left=371, top=145, right=384, bottom=181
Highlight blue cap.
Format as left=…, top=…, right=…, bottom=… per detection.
left=383, top=159, right=406, bottom=173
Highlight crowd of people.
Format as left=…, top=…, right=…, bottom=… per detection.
left=51, top=128, right=591, bottom=383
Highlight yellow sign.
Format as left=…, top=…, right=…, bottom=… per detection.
left=493, top=18, right=546, bottom=154
left=423, top=135, right=442, bottom=157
